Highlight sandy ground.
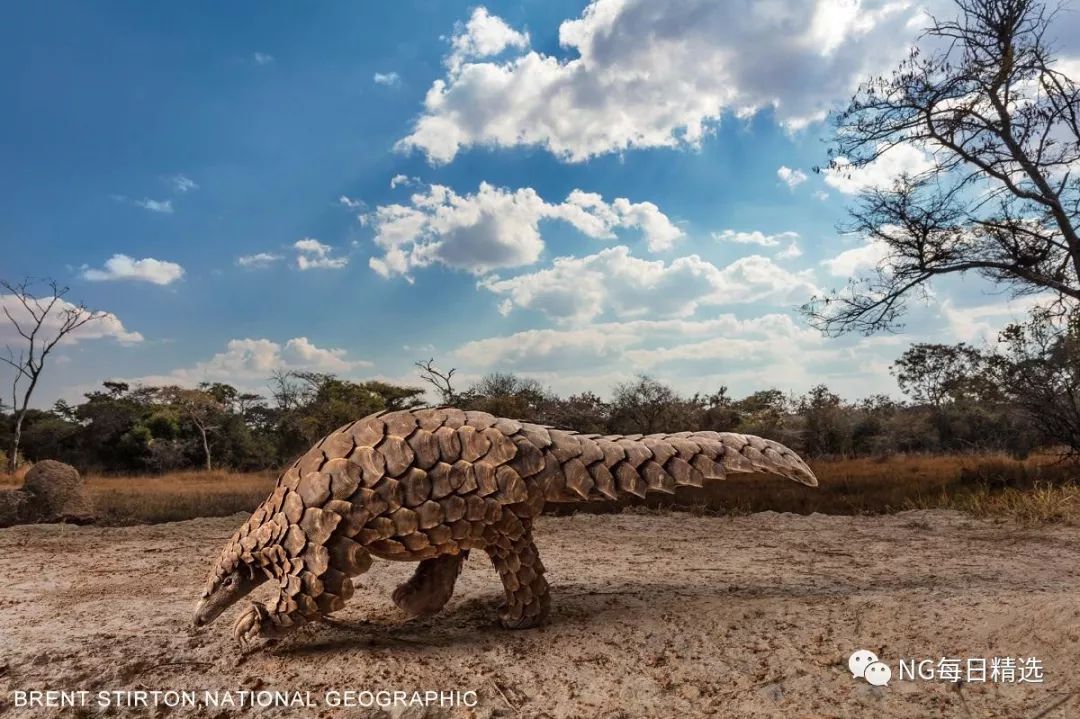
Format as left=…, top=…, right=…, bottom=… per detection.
left=1, top=510, right=1079, bottom=719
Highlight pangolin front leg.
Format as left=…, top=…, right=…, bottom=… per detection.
left=485, top=514, right=550, bottom=629
left=391, top=553, right=467, bottom=617
left=234, top=537, right=371, bottom=645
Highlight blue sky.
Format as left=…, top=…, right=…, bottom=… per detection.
left=4, top=0, right=1079, bottom=407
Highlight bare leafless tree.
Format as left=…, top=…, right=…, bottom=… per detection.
left=415, top=358, right=458, bottom=404
left=805, top=0, right=1080, bottom=335
left=1, top=278, right=105, bottom=471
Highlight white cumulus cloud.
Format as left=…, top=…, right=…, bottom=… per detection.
left=714, top=229, right=800, bottom=247
left=236, top=252, right=283, bottom=269
left=374, top=71, right=401, bottom=87
left=0, top=294, right=143, bottom=345
left=127, top=336, right=372, bottom=390
left=777, top=166, right=808, bottom=189
left=447, top=7, right=530, bottom=72
left=479, top=245, right=818, bottom=324
left=820, top=238, right=890, bottom=276
left=823, top=143, right=935, bottom=194
left=366, top=183, right=682, bottom=278
left=398, top=0, right=923, bottom=163
left=170, top=174, right=198, bottom=193
left=134, top=198, right=173, bottom=214
left=81, top=254, right=185, bottom=285
left=294, top=238, right=348, bottom=270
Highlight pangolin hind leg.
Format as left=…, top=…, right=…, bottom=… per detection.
left=484, top=514, right=550, bottom=629
left=392, top=552, right=468, bottom=617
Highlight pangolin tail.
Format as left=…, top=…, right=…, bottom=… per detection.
left=531, top=428, right=818, bottom=504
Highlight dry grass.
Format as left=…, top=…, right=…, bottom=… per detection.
left=1, top=453, right=1078, bottom=525
left=2, top=469, right=277, bottom=524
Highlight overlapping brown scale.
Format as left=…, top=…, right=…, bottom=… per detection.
left=321, top=458, right=362, bottom=500
left=270, top=512, right=290, bottom=542
left=482, top=428, right=518, bottom=464
left=266, top=486, right=287, bottom=513
left=472, top=461, right=496, bottom=496
left=299, top=507, right=340, bottom=546
left=577, top=437, right=604, bottom=465
left=359, top=516, right=395, bottom=544
left=667, top=437, right=701, bottom=461
left=465, top=495, right=487, bottom=522
left=693, top=438, right=723, bottom=460
left=495, top=466, right=529, bottom=504
left=349, top=446, right=386, bottom=487
left=417, top=500, right=443, bottom=529
left=464, top=410, right=497, bottom=430
left=378, top=435, right=415, bottom=477
left=547, top=431, right=583, bottom=463
left=278, top=466, right=302, bottom=491
left=254, top=522, right=275, bottom=548
left=595, top=439, right=626, bottom=468
left=413, top=407, right=448, bottom=432
left=407, top=429, right=440, bottom=470
left=372, top=477, right=403, bottom=512
left=302, top=543, right=330, bottom=575
left=507, top=437, right=545, bottom=477
left=428, top=462, right=453, bottom=499
left=719, top=442, right=755, bottom=473
left=296, top=471, right=331, bottom=507
left=518, top=423, right=553, bottom=449
left=458, top=426, right=491, bottom=463
left=641, top=461, right=676, bottom=494
left=317, top=593, right=345, bottom=614
left=441, top=495, right=467, bottom=523
left=494, top=416, right=522, bottom=435
left=300, top=571, right=324, bottom=598
left=339, top=503, right=370, bottom=538
left=617, top=439, right=652, bottom=468
left=427, top=524, right=453, bottom=546
left=614, top=462, right=648, bottom=498
left=665, top=456, right=704, bottom=487
left=434, top=426, right=461, bottom=463
left=328, top=536, right=371, bottom=575
left=400, top=467, right=431, bottom=506
left=441, top=407, right=467, bottom=429
left=448, top=460, right=477, bottom=494
left=320, top=431, right=355, bottom=460
left=280, top=524, right=306, bottom=557
left=391, top=507, right=418, bottom=535
left=562, top=457, right=594, bottom=499
left=368, top=538, right=408, bottom=557
left=297, top=450, right=325, bottom=476
left=384, top=410, right=419, bottom=438
left=321, top=568, right=353, bottom=598
left=350, top=415, right=385, bottom=448
left=642, top=437, right=676, bottom=466
left=587, top=462, right=619, bottom=499
left=691, top=453, right=726, bottom=480
left=402, top=532, right=430, bottom=551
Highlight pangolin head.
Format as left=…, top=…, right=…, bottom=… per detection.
left=193, top=521, right=269, bottom=628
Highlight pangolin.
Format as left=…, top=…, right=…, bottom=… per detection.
left=193, top=408, right=817, bottom=645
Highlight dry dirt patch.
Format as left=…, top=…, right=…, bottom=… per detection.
left=1, top=511, right=1078, bottom=718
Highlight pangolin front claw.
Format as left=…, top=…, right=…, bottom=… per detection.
left=233, top=602, right=269, bottom=646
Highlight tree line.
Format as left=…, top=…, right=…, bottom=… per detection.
left=3, top=304, right=1078, bottom=474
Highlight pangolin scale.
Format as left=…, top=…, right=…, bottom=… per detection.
left=193, top=407, right=817, bottom=644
